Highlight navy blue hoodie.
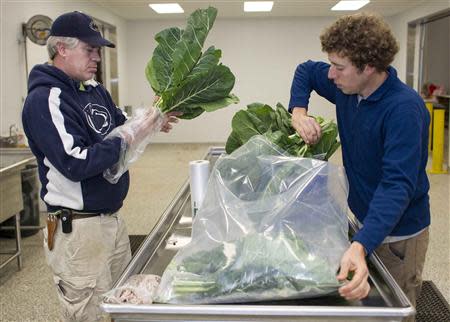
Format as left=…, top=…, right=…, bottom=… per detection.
left=289, top=61, right=430, bottom=255
left=22, top=63, right=129, bottom=213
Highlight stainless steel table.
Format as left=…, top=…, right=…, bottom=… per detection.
left=102, top=147, right=414, bottom=321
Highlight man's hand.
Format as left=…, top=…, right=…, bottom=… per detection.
left=337, top=242, right=371, bottom=301
left=160, top=111, right=182, bottom=133
left=291, top=107, right=322, bottom=145
left=153, top=96, right=161, bottom=106
left=151, top=96, right=182, bottom=133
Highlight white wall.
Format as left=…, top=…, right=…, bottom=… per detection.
left=126, top=5, right=448, bottom=144
left=3, top=2, right=448, bottom=143
left=125, top=17, right=337, bottom=143
left=0, top=0, right=127, bottom=137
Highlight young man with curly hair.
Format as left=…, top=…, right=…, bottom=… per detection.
left=289, top=13, right=430, bottom=319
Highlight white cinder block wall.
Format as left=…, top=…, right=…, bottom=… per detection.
left=126, top=16, right=337, bottom=143
left=1, top=1, right=448, bottom=143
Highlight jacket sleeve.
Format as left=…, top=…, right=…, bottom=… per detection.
left=102, top=86, right=128, bottom=126
left=352, top=101, right=428, bottom=255
left=288, top=60, right=337, bottom=112
left=114, top=106, right=127, bottom=126
left=23, top=87, right=123, bottom=182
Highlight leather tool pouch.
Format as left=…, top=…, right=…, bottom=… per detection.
left=46, top=214, right=58, bottom=251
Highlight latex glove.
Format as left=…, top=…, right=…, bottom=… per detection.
left=337, top=241, right=371, bottom=301
left=121, top=107, right=164, bottom=147
left=103, top=106, right=165, bottom=184
left=291, top=107, right=322, bottom=145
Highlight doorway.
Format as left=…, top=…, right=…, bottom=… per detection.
left=406, top=9, right=449, bottom=94
left=92, top=17, right=120, bottom=106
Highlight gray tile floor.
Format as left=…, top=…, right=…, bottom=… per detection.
left=0, top=143, right=449, bottom=322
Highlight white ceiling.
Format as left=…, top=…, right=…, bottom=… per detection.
left=91, top=0, right=432, bottom=20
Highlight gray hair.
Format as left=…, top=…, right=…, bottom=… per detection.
left=46, top=36, right=80, bottom=59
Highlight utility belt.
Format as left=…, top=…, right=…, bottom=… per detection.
left=46, top=208, right=112, bottom=251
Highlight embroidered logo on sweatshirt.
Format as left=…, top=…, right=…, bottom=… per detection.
left=83, top=103, right=112, bottom=135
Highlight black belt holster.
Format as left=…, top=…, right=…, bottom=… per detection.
left=58, top=209, right=73, bottom=234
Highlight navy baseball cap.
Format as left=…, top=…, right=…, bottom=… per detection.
left=50, top=11, right=115, bottom=48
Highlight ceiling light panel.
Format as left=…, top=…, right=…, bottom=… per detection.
left=331, top=0, right=370, bottom=11
left=149, top=3, right=184, bottom=14
left=244, top=1, right=274, bottom=12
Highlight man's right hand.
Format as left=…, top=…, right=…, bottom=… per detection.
left=337, top=242, right=371, bottom=301
left=291, top=107, right=322, bottom=145
left=160, top=111, right=182, bottom=133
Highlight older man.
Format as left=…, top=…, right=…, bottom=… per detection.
left=22, top=11, right=178, bottom=321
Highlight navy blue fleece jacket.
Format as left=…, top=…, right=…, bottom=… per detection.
left=22, top=63, right=129, bottom=213
left=289, top=61, right=430, bottom=255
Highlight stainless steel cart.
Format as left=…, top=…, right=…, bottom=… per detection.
left=102, top=147, right=414, bottom=322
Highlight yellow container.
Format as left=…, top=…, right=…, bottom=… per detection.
left=428, top=108, right=448, bottom=174
left=425, top=102, right=433, bottom=153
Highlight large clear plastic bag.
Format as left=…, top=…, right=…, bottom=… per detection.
left=156, top=135, right=350, bottom=304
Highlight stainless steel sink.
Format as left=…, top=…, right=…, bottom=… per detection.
left=0, top=147, right=34, bottom=168
left=1, top=148, right=35, bottom=222
left=0, top=136, right=19, bottom=148
left=0, top=148, right=36, bottom=271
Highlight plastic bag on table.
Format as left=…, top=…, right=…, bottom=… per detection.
left=103, top=274, right=161, bottom=305
left=156, top=135, right=350, bottom=304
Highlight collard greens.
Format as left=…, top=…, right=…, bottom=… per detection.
left=145, top=7, right=239, bottom=119
left=226, top=102, right=340, bottom=160
left=167, top=232, right=341, bottom=302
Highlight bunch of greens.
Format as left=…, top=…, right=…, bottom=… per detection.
left=145, top=7, right=239, bottom=119
left=158, top=230, right=340, bottom=303
left=226, top=102, right=340, bottom=159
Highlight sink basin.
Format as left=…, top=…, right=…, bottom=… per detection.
left=0, top=148, right=35, bottom=224
left=0, top=136, right=18, bottom=148
left=0, top=148, right=34, bottom=168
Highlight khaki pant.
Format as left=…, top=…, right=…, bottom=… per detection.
left=44, top=213, right=132, bottom=322
left=375, top=228, right=429, bottom=322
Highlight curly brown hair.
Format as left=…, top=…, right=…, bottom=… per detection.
left=320, top=13, right=399, bottom=72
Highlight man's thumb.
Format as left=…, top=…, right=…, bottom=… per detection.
left=337, top=261, right=350, bottom=281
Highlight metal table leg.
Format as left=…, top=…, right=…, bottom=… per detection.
left=14, top=212, right=22, bottom=269
left=0, top=212, right=23, bottom=271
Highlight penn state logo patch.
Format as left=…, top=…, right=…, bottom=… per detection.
left=83, top=103, right=112, bottom=135
left=89, top=21, right=100, bottom=33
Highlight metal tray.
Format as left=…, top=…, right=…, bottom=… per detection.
left=102, top=147, right=414, bottom=321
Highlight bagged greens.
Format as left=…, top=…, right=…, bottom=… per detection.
left=226, top=102, right=340, bottom=160
left=146, top=7, right=239, bottom=119
left=155, top=136, right=350, bottom=304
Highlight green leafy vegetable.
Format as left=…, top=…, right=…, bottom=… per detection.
left=163, top=231, right=340, bottom=302
left=226, top=102, right=340, bottom=160
left=145, top=7, right=239, bottom=119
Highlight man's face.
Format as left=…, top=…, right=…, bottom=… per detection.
left=327, top=52, right=369, bottom=95
left=58, top=40, right=101, bottom=81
